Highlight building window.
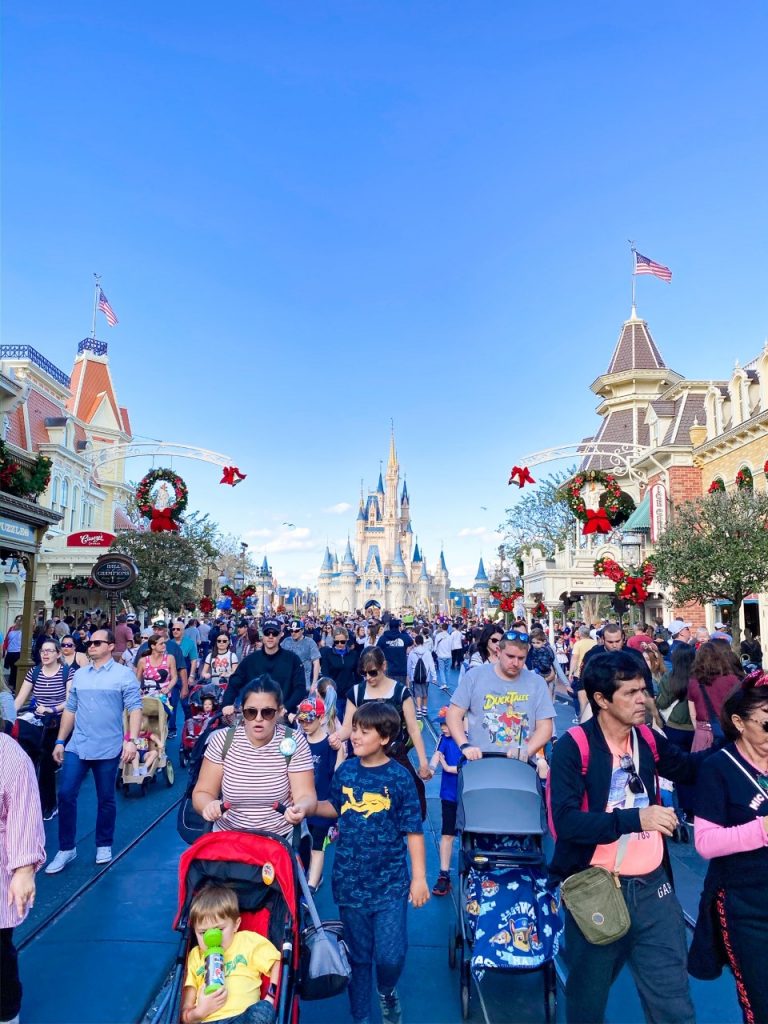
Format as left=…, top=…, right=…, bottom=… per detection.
left=51, top=477, right=59, bottom=506
left=80, top=500, right=88, bottom=528
left=60, top=478, right=69, bottom=508
left=70, top=487, right=80, bottom=531
left=87, top=503, right=94, bottom=527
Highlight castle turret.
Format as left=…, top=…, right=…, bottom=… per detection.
left=389, top=541, right=407, bottom=612
left=474, top=557, right=490, bottom=612
left=339, top=538, right=357, bottom=614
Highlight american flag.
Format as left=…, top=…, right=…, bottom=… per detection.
left=634, top=251, right=672, bottom=282
left=97, top=287, right=119, bottom=326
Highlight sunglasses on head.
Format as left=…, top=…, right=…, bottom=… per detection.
left=242, top=706, right=278, bottom=721
left=504, top=630, right=530, bottom=644
left=619, top=754, right=646, bottom=795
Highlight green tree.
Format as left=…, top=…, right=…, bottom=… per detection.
left=500, top=467, right=576, bottom=560
left=653, top=491, right=768, bottom=647
left=110, top=530, right=202, bottom=616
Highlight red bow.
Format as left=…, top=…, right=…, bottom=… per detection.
left=620, top=577, right=648, bottom=604
left=220, top=466, right=246, bottom=486
left=150, top=508, right=179, bottom=533
left=582, top=508, right=612, bottom=535
left=509, top=465, right=535, bottom=488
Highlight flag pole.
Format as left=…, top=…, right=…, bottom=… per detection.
left=91, top=273, right=101, bottom=339
left=628, top=240, right=637, bottom=314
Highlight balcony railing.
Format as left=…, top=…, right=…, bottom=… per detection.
left=0, top=346, right=71, bottom=388
left=77, top=338, right=108, bottom=357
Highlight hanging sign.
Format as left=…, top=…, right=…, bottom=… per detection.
left=90, top=553, right=138, bottom=591
left=67, top=531, right=116, bottom=548
left=649, top=483, right=668, bottom=543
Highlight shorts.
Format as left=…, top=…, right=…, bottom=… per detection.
left=441, top=799, right=458, bottom=837
left=309, top=822, right=331, bottom=851
left=412, top=682, right=429, bottom=699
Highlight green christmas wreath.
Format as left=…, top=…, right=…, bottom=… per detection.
left=135, top=468, right=188, bottom=523
left=0, top=440, right=52, bottom=500
left=559, top=470, right=635, bottom=527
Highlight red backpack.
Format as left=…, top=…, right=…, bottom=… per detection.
left=546, top=724, right=660, bottom=841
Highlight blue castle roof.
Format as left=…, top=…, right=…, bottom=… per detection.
left=475, top=557, right=489, bottom=582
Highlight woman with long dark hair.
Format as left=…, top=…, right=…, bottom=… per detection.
left=467, top=623, right=504, bottom=669
left=656, top=644, right=696, bottom=749
left=688, top=642, right=741, bottom=752
left=691, top=674, right=768, bottom=1021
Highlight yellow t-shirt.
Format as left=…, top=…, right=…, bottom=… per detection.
left=185, top=930, right=280, bottom=1023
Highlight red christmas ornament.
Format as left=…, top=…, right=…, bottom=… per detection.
left=220, top=466, right=246, bottom=487
left=150, top=507, right=179, bottom=533
left=508, top=465, right=535, bottom=488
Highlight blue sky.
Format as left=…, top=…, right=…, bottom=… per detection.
left=3, top=3, right=767, bottom=588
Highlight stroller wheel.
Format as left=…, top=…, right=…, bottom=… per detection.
left=544, top=961, right=557, bottom=1022
left=460, top=981, right=470, bottom=1020
left=165, top=760, right=175, bottom=787
left=448, top=924, right=457, bottom=970
left=178, top=749, right=186, bottom=768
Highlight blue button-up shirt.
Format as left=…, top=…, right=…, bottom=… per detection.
left=64, top=659, right=143, bottom=760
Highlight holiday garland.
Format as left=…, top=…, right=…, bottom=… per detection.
left=593, top=555, right=656, bottom=605
left=735, top=467, right=754, bottom=491
left=531, top=600, right=548, bottom=618
left=490, top=586, right=523, bottom=613
left=708, top=478, right=726, bottom=494
left=559, top=471, right=635, bottom=527
left=199, top=595, right=215, bottom=614
left=136, top=468, right=188, bottom=531
left=51, top=575, right=98, bottom=602
left=0, top=440, right=52, bottom=500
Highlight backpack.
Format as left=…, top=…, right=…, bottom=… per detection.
left=413, top=654, right=429, bottom=687
left=545, top=724, right=660, bottom=841
left=176, top=723, right=237, bottom=844
left=353, top=680, right=409, bottom=752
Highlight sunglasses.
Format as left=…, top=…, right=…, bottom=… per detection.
left=263, top=630, right=280, bottom=637
left=619, top=755, right=646, bottom=795
left=86, top=640, right=108, bottom=648
left=242, top=706, right=278, bottom=721
left=488, top=636, right=501, bottom=644
left=172, top=628, right=182, bottom=632
left=61, top=643, right=75, bottom=648
left=363, top=669, right=380, bottom=677
left=504, top=630, right=530, bottom=644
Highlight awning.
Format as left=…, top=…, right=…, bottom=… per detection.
left=622, top=492, right=650, bottom=532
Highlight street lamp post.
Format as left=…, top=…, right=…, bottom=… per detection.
left=620, top=532, right=644, bottom=625
left=501, top=571, right=512, bottom=627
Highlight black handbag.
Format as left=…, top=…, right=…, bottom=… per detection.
left=296, top=866, right=351, bottom=1000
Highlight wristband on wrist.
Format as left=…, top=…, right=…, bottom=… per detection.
left=460, top=742, right=471, bottom=751
left=55, top=739, right=65, bottom=746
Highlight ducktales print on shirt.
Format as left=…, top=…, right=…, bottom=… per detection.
left=482, top=691, right=530, bottom=748
left=340, top=785, right=392, bottom=818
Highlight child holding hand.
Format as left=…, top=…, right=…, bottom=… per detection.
left=315, top=702, right=429, bottom=1024
left=429, top=706, right=462, bottom=896
left=182, top=884, right=280, bottom=1024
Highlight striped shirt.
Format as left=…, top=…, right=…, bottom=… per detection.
left=24, top=665, right=68, bottom=708
left=205, top=724, right=313, bottom=838
left=0, top=733, right=46, bottom=928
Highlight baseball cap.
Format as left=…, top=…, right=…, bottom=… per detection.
left=153, top=619, right=167, bottom=629
left=290, top=620, right=303, bottom=632
left=437, top=706, right=450, bottom=722
left=237, top=619, right=248, bottom=628
left=262, top=618, right=281, bottom=634
left=626, top=635, right=648, bottom=652
left=668, top=621, right=692, bottom=637
left=389, top=618, right=401, bottom=630
left=297, top=697, right=326, bottom=721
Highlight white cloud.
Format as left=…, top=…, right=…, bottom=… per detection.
left=324, top=502, right=352, bottom=515
left=458, top=526, right=502, bottom=542
left=243, top=528, right=273, bottom=539
left=262, top=526, right=320, bottom=554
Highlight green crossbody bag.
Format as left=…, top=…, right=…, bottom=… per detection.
left=560, top=734, right=641, bottom=946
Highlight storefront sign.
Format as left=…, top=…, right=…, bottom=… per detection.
left=0, top=517, right=35, bottom=545
left=649, top=483, right=669, bottom=542
left=67, top=531, right=116, bottom=548
left=90, top=554, right=138, bottom=591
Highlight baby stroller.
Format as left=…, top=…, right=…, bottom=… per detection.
left=179, top=683, right=222, bottom=768
left=162, top=831, right=303, bottom=1024
left=449, top=754, right=561, bottom=1021
left=119, top=695, right=175, bottom=795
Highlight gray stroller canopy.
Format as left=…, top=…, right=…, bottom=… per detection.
left=460, top=757, right=543, bottom=836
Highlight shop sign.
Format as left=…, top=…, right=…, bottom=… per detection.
left=0, top=517, right=35, bottom=545
left=67, top=531, right=116, bottom=548
left=649, top=483, right=668, bottom=542
left=90, top=554, right=138, bottom=591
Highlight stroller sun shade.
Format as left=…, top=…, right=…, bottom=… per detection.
left=460, top=758, right=543, bottom=835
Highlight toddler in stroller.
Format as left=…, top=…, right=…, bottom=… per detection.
left=450, top=754, right=562, bottom=1021
left=180, top=685, right=221, bottom=768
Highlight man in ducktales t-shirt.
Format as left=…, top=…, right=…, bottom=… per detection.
left=448, top=629, right=555, bottom=760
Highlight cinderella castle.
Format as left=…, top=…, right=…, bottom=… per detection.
left=317, top=432, right=451, bottom=615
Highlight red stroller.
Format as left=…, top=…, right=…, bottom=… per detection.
left=166, top=832, right=302, bottom=1023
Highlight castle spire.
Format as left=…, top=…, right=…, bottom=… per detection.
left=387, top=422, right=397, bottom=470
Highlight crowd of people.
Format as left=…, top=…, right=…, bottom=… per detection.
left=1, top=602, right=765, bottom=1024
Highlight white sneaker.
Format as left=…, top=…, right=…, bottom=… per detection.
left=95, top=846, right=112, bottom=864
left=45, top=848, right=77, bottom=874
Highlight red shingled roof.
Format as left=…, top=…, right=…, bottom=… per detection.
left=68, top=357, right=124, bottom=431
left=6, top=407, right=26, bottom=448
left=26, top=388, right=65, bottom=451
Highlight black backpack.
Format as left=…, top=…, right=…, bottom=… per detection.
left=353, top=681, right=409, bottom=752
left=413, top=654, right=428, bottom=687
left=176, top=720, right=236, bottom=844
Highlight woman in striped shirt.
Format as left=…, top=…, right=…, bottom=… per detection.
left=14, top=639, right=73, bottom=821
left=193, top=676, right=316, bottom=839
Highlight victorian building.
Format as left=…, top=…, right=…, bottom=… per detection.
left=0, top=338, right=134, bottom=630
left=521, top=304, right=768, bottom=644
left=317, top=433, right=450, bottom=614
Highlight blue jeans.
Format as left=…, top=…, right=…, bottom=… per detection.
left=437, top=657, right=451, bottom=688
left=217, top=1001, right=275, bottom=1024
left=340, top=899, right=407, bottom=1023
left=58, top=752, right=121, bottom=850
